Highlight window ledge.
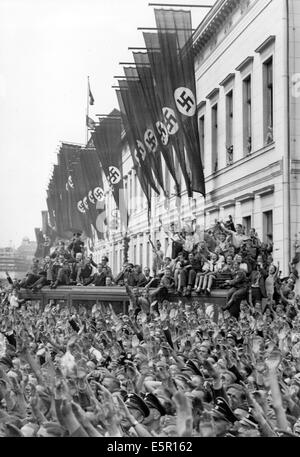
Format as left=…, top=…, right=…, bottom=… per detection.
left=205, top=141, right=275, bottom=182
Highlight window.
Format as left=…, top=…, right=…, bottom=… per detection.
left=146, top=241, right=150, bottom=267
left=113, top=248, right=117, bottom=274
left=165, top=237, right=169, bottom=256
left=132, top=171, right=136, bottom=212
left=133, top=244, right=137, bottom=264
left=243, top=75, right=252, bottom=155
left=263, top=210, right=273, bottom=243
left=119, top=248, right=123, bottom=270
left=263, top=57, right=274, bottom=144
left=242, top=216, right=251, bottom=235
left=139, top=243, right=143, bottom=267
left=128, top=172, right=132, bottom=215
left=225, top=90, right=233, bottom=165
left=124, top=177, right=128, bottom=211
left=199, top=115, right=205, bottom=168
left=211, top=103, right=218, bottom=172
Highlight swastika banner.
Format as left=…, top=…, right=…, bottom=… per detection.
left=154, top=9, right=206, bottom=197
left=92, top=110, right=128, bottom=229
left=143, top=31, right=192, bottom=197
left=116, top=84, right=153, bottom=213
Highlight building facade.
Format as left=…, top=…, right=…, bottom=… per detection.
left=93, top=0, right=300, bottom=278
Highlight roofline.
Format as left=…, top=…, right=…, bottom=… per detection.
left=193, top=0, right=239, bottom=52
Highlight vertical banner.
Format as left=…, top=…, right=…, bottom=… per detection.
left=133, top=51, right=181, bottom=196
left=143, top=31, right=192, bottom=197
left=154, top=9, right=205, bottom=197
left=116, top=85, right=153, bottom=214
left=92, top=110, right=128, bottom=232
left=123, top=67, right=165, bottom=193
left=80, top=148, right=106, bottom=239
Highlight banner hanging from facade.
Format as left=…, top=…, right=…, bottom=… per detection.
left=80, top=148, right=106, bottom=239
left=92, top=110, right=128, bottom=232
left=132, top=51, right=181, bottom=196
left=116, top=85, right=153, bottom=214
left=123, top=66, right=165, bottom=194
left=143, top=31, right=192, bottom=197
left=154, top=9, right=205, bottom=196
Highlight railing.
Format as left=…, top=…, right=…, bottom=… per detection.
left=18, top=286, right=229, bottom=314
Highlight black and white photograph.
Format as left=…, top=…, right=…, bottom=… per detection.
left=0, top=0, right=300, bottom=445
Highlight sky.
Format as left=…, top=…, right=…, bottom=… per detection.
left=0, top=0, right=215, bottom=248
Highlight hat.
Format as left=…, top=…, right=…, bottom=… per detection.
left=0, top=356, right=13, bottom=369
left=124, top=393, right=150, bottom=418
left=212, top=397, right=238, bottom=424
left=226, top=332, right=237, bottom=343
left=186, top=359, right=202, bottom=377
left=143, top=393, right=166, bottom=416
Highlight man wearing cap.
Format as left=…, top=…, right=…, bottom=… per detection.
left=68, top=233, right=84, bottom=257
left=223, top=268, right=249, bottom=318
left=142, top=392, right=166, bottom=433
left=211, top=397, right=239, bottom=436
left=101, top=256, right=113, bottom=279
left=119, top=393, right=152, bottom=437
left=220, top=222, right=249, bottom=250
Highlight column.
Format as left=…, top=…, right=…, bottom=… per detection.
left=253, top=194, right=261, bottom=238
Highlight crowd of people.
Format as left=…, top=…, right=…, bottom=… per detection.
left=0, top=216, right=300, bottom=437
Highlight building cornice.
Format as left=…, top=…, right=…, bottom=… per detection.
left=219, top=72, right=235, bottom=87
left=193, top=0, right=240, bottom=54
left=197, top=100, right=207, bottom=111
left=220, top=199, right=235, bottom=208
left=206, top=87, right=220, bottom=100
left=235, top=56, right=254, bottom=72
left=255, top=35, right=276, bottom=53
left=235, top=192, right=254, bottom=202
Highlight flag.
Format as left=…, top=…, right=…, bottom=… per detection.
left=117, top=80, right=159, bottom=196
left=88, top=80, right=95, bottom=105
left=123, top=66, right=165, bottom=192
left=143, top=31, right=192, bottom=197
left=154, top=9, right=206, bottom=197
left=116, top=86, right=153, bottom=213
left=80, top=148, right=106, bottom=239
left=92, top=110, right=128, bottom=231
left=133, top=51, right=181, bottom=196
left=86, top=115, right=96, bottom=129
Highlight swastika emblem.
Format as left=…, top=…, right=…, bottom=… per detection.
left=162, top=107, right=179, bottom=135
left=77, top=200, right=85, bottom=213
left=108, top=166, right=121, bottom=185
left=83, top=196, right=89, bottom=210
left=88, top=190, right=96, bottom=204
left=93, top=186, right=104, bottom=201
left=135, top=140, right=146, bottom=165
left=144, top=129, right=158, bottom=153
left=68, top=175, right=74, bottom=189
left=174, top=87, right=196, bottom=117
left=156, top=121, right=169, bottom=146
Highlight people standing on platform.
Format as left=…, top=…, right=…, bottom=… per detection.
left=68, top=232, right=84, bottom=258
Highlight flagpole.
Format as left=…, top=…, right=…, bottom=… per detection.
left=86, top=76, right=90, bottom=145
